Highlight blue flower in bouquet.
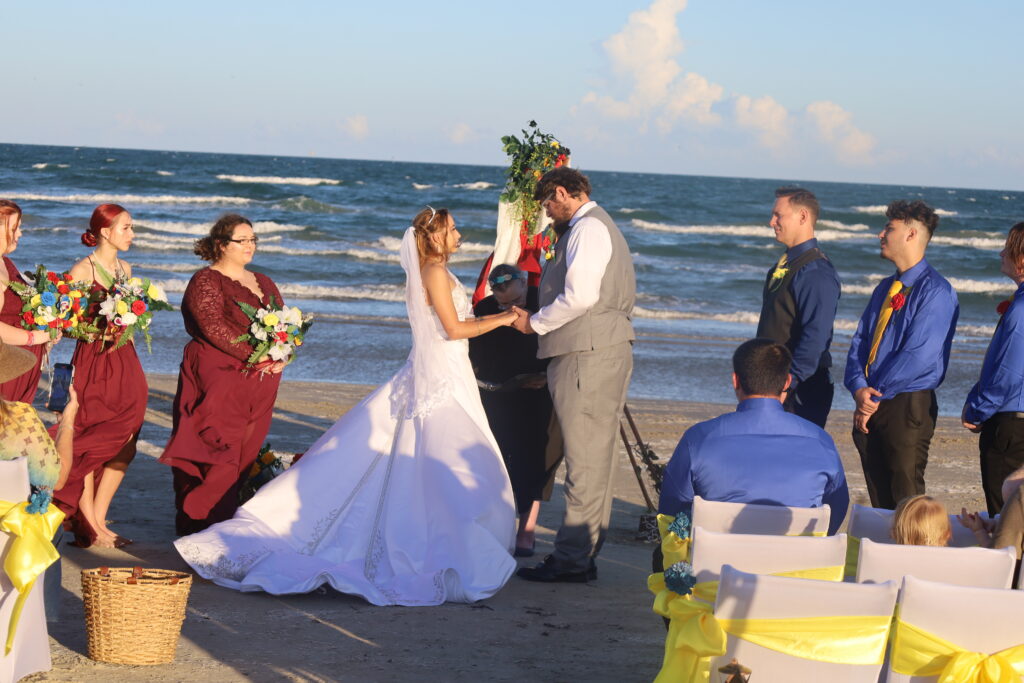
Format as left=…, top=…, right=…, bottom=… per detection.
left=664, top=561, right=697, bottom=596
left=40, top=291, right=56, bottom=307
left=668, top=511, right=691, bottom=540
left=26, top=489, right=52, bottom=514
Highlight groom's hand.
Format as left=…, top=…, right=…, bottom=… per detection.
left=510, top=306, right=534, bottom=334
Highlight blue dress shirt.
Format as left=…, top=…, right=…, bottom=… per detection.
left=786, top=238, right=842, bottom=384
left=844, top=259, right=959, bottom=400
left=658, top=398, right=850, bottom=534
left=963, top=281, right=1024, bottom=424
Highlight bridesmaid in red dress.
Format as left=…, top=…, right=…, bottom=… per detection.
left=159, top=214, right=286, bottom=535
left=0, top=200, right=57, bottom=403
left=55, top=204, right=149, bottom=548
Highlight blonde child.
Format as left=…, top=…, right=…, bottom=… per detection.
left=892, top=495, right=952, bottom=546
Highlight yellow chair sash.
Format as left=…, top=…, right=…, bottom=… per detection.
left=649, top=584, right=891, bottom=683
left=650, top=565, right=849, bottom=682
left=0, top=499, right=64, bottom=655
left=844, top=535, right=861, bottom=578
left=891, top=618, right=1024, bottom=683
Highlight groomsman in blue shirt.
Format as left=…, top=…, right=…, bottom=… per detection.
left=659, top=338, right=849, bottom=535
left=963, top=222, right=1024, bottom=516
left=845, top=200, right=959, bottom=509
left=757, top=187, right=841, bottom=427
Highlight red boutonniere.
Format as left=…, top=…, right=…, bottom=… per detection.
left=890, top=292, right=906, bottom=310
left=997, top=299, right=1012, bottom=316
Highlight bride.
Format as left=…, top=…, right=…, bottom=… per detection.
left=174, top=207, right=521, bottom=605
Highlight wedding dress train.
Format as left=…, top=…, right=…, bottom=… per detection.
left=174, top=227, right=517, bottom=605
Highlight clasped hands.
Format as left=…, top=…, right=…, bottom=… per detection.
left=507, top=305, right=534, bottom=334
left=853, top=386, right=883, bottom=434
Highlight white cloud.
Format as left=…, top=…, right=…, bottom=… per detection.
left=734, top=95, right=789, bottom=148
left=340, top=115, right=369, bottom=141
left=448, top=122, right=477, bottom=145
left=580, top=0, right=724, bottom=129
left=805, top=101, right=875, bottom=164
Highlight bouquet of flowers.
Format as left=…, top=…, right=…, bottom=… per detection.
left=232, top=297, right=313, bottom=370
left=95, top=276, right=173, bottom=352
left=500, top=120, right=571, bottom=245
left=6, top=265, right=96, bottom=340
left=238, top=443, right=306, bottom=504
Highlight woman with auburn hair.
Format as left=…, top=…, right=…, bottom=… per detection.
left=0, top=200, right=58, bottom=402
left=174, top=207, right=520, bottom=606
left=52, top=204, right=148, bottom=548
left=159, top=214, right=286, bottom=536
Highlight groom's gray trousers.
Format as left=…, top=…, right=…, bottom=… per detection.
left=546, top=340, right=633, bottom=572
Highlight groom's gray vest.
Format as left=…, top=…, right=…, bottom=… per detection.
left=537, top=204, right=636, bottom=359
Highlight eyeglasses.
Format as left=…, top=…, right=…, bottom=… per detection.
left=229, top=237, right=259, bottom=245
left=540, top=192, right=556, bottom=206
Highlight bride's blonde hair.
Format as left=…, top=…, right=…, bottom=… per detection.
left=412, top=206, right=452, bottom=264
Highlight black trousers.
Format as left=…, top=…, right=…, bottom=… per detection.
left=852, top=389, right=937, bottom=510
left=784, top=366, right=835, bottom=428
left=979, top=412, right=1024, bottom=516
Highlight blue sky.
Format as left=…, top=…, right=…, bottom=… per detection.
left=3, top=0, right=1022, bottom=190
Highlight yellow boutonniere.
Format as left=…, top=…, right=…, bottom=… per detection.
left=771, top=266, right=788, bottom=281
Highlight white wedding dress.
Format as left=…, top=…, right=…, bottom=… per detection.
left=174, top=227, right=517, bottom=606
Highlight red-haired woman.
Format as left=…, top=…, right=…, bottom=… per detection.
left=158, top=214, right=285, bottom=536
left=0, top=200, right=57, bottom=402
left=55, top=204, right=148, bottom=548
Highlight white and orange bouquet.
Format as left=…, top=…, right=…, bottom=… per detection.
left=94, top=276, right=173, bottom=352
left=6, top=264, right=95, bottom=340
left=233, top=297, right=313, bottom=370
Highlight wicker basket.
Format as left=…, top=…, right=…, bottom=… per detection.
left=81, top=566, right=193, bottom=665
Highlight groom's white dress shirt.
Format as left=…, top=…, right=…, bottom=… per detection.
left=530, top=201, right=612, bottom=335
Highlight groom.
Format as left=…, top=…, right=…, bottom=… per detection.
left=512, top=167, right=636, bottom=582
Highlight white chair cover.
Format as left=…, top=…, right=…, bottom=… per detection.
left=692, top=495, right=831, bottom=536
left=0, top=457, right=51, bottom=681
left=886, top=575, right=1024, bottom=682
left=713, top=564, right=899, bottom=681
left=848, top=503, right=983, bottom=548
left=856, top=537, right=1015, bottom=589
left=691, top=526, right=848, bottom=585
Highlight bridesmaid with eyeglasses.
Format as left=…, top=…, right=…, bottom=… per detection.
left=159, top=214, right=286, bottom=535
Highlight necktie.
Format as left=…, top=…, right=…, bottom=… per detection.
left=865, top=279, right=904, bottom=377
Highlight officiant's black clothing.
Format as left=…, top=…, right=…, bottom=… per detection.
left=757, top=238, right=840, bottom=428
left=470, top=287, right=554, bottom=513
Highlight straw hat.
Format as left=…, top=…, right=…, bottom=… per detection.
left=0, top=340, right=36, bottom=385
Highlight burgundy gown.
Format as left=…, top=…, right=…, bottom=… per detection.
left=159, top=267, right=283, bottom=536
left=0, top=256, right=47, bottom=403
left=51, top=273, right=149, bottom=545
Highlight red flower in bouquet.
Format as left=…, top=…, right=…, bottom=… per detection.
left=131, top=299, right=147, bottom=315
left=890, top=292, right=906, bottom=310
left=997, top=299, right=1012, bottom=315
left=46, top=271, right=59, bottom=284
left=57, top=284, right=69, bottom=294
left=21, top=311, right=33, bottom=324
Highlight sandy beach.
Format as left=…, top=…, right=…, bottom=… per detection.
left=25, top=372, right=987, bottom=683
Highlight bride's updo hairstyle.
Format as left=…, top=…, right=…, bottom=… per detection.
left=412, top=206, right=452, bottom=263
left=82, top=203, right=128, bottom=247
left=194, top=214, right=253, bottom=262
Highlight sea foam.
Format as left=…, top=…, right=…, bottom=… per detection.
left=852, top=205, right=958, bottom=217
left=138, top=220, right=307, bottom=236
left=216, top=174, right=341, bottom=186
left=5, top=192, right=251, bottom=205
left=452, top=182, right=495, bottom=190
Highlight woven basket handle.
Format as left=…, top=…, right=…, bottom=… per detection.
left=127, top=566, right=144, bottom=585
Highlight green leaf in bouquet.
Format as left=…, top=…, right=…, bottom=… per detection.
left=231, top=333, right=251, bottom=344
left=237, top=301, right=259, bottom=318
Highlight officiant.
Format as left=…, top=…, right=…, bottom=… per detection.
left=470, top=264, right=556, bottom=557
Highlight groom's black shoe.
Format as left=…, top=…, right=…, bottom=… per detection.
left=516, top=555, right=594, bottom=583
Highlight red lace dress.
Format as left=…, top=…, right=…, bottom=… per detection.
left=0, top=256, right=47, bottom=403
left=159, top=267, right=283, bottom=535
left=51, top=272, right=148, bottom=545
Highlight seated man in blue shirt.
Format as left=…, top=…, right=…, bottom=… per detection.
left=659, top=338, right=850, bottom=535
left=845, top=200, right=959, bottom=510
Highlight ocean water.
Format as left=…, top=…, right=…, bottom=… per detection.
left=1, top=142, right=1020, bottom=416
